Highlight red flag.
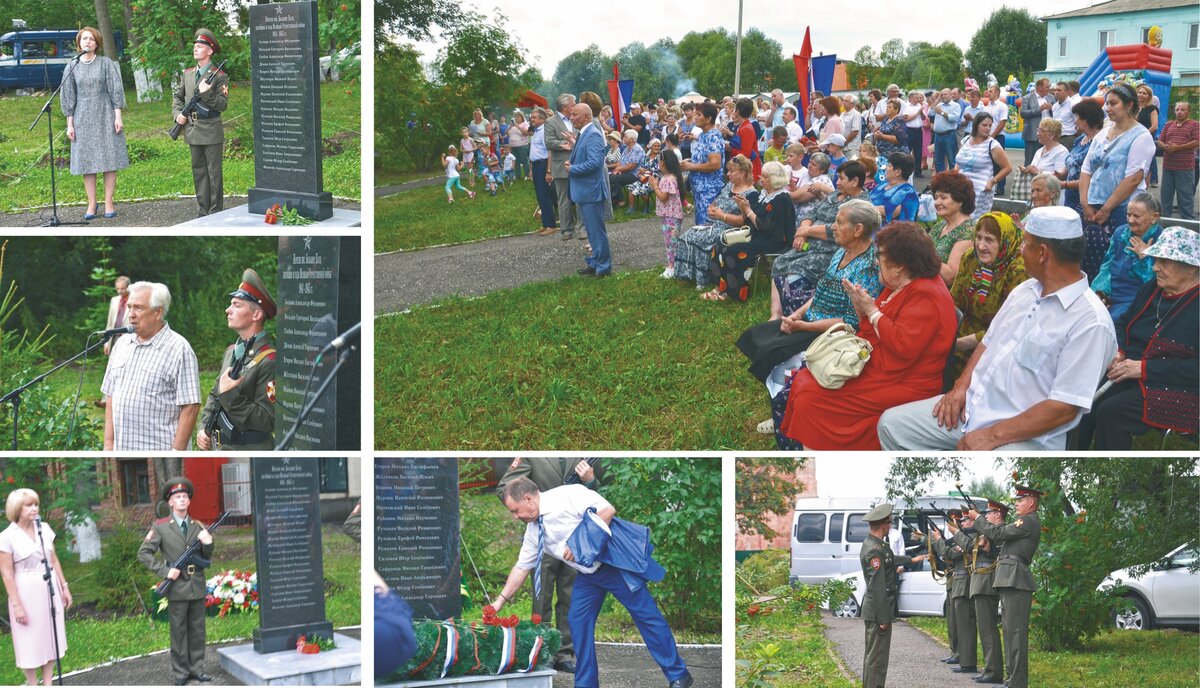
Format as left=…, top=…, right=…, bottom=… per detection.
left=607, top=63, right=624, bottom=133
left=793, top=27, right=813, bottom=129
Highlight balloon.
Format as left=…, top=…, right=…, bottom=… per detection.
left=1015, top=98, right=1022, bottom=108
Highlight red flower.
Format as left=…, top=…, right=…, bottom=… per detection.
left=531, top=614, right=542, bottom=625
left=747, top=605, right=760, bottom=616
left=5, top=476, right=12, bottom=484
left=482, top=605, right=496, bottom=616
left=340, top=4, right=347, bottom=9
left=168, top=31, right=174, bottom=36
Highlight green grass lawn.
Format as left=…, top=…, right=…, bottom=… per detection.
left=375, top=268, right=774, bottom=450
left=737, top=612, right=856, bottom=688
left=375, top=164, right=440, bottom=188
left=906, top=616, right=1199, bottom=688
left=0, top=84, right=360, bottom=212
left=0, top=523, right=359, bottom=684
left=375, top=181, right=659, bottom=253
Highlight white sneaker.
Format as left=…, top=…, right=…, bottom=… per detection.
left=756, top=419, right=775, bottom=434
left=660, top=267, right=675, bottom=279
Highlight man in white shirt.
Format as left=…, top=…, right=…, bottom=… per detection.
left=783, top=105, right=804, bottom=144
left=1051, top=81, right=1077, bottom=150
left=878, top=206, right=1116, bottom=451
left=841, top=94, right=863, bottom=159
left=902, top=91, right=926, bottom=177
left=490, top=479, right=693, bottom=688
left=761, top=89, right=788, bottom=151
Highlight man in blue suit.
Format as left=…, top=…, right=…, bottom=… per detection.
left=490, top=478, right=693, bottom=688
left=566, top=103, right=613, bottom=277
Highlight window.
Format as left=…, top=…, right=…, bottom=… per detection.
left=1141, top=27, right=1151, bottom=44
left=121, top=460, right=151, bottom=506
left=22, top=41, right=57, bottom=59
left=845, top=513, right=870, bottom=542
left=1190, top=23, right=1199, bottom=50
left=794, top=513, right=826, bottom=543
left=319, top=458, right=348, bottom=492
left=828, top=513, right=844, bottom=543
left=1099, top=30, right=1115, bottom=51
left=1058, top=36, right=1067, bottom=58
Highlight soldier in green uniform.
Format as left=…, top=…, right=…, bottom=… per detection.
left=172, top=29, right=227, bottom=217
left=932, top=509, right=959, bottom=665
left=934, top=507, right=978, bottom=674
left=138, top=478, right=214, bottom=686
left=495, top=458, right=600, bottom=673
left=859, top=503, right=926, bottom=688
left=968, top=485, right=1043, bottom=688
left=957, top=499, right=1008, bottom=685
left=196, top=268, right=276, bottom=451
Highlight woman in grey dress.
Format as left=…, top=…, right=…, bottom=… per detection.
left=61, top=27, right=129, bottom=220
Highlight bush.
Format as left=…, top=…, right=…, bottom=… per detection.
left=93, top=520, right=159, bottom=615
left=737, top=550, right=789, bottom=593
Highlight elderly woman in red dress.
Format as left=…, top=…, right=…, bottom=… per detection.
left=778, top=222, right=958, bottom=449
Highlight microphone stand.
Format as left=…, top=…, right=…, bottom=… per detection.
left=28, top=55, right=86, bottom=228
left=34, top=518, right=64, bottom=685
left=0, top=332, right=115, bottom=450
left=274, top=344, right=356, bottom=450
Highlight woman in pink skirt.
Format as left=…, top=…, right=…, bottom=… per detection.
left=0, top=489, right=71, bottom=685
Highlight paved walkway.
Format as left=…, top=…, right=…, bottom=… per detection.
left=823, top=612, right=984, bottom=687
left=550, top=644, right=721, bottom=688
left=376, top=176, right=441, bottom=197
left=56, top=627, right=360, bottom=685
left=0, top=197, right=361, bottom=228
left=375, top=216, right=668, bottom=314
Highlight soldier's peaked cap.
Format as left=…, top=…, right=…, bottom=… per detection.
left=983, top=498, right=1011, bottom=515
left=193, top=29, right=220, bottom=54
left=230, top=268, right=276, bottom=319
left=1013, top=484, right=1045, bottom=499
left=863, top=503, right=894, bottom=522
left=163, top=477, right=194, bottom=501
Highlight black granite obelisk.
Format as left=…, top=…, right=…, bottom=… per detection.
left=251, top=457, right=334, bottom=653
left=247, top=0, right=333, bottom=220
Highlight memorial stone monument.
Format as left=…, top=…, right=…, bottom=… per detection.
left=251, top=457, right=334, bottom=653
left=247, top=0, right=333, bottom=220
left=275, top=236, right=361, bottom=450
left=375, top=458, right=461, bottom=620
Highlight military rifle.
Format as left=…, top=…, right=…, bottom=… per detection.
left=169, top=60, right=227, bottom=140
left=202, top=333, right=260, bottom=443
left=154, top=511, right=230, bottom=597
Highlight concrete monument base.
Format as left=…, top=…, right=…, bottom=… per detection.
left=173, top=205, right=360, bottom=228
left=217, top=632, right=360, bottom=685
left=382, top=669, right=556, bottom=688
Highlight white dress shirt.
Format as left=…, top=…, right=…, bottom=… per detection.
left=516, top=485, right=613, bottom=574
left=1052, top=98, right=1077, bottom=137
left=963, top=276, right=1116, bottom=449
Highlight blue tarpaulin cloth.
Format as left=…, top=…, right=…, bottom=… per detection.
left=567, top=508, right=666, bottom=591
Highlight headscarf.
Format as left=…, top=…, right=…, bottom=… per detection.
left=965, top=211, right=1023, bottom=306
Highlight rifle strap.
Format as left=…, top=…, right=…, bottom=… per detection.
left=250, top=347, right=275, bottom=367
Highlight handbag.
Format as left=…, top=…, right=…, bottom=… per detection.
left=804, top=322, right=872, bottom=389
left=1008, top=169, right=1033, bottom=202
left=720, top=225, right=752, bottom=246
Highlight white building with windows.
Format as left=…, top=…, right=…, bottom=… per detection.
left=1037, top=0, right=1198, bottom=87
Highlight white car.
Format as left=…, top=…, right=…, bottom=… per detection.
left=1099, top=544, right=1199, bottom=631
left=829, top=560, right=949, bottom=618
left=320, top=42, right=359, bottom=81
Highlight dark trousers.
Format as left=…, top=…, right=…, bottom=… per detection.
left=974, top=593, right=1003, bottom=679
left=553, top=174, right=579, bottom=235
left=863, top=620, right=891, bottom=688
left=569, top=564, right=688, bottom=688
left=532, top=159, right=557, bottom=228
left=999, top=588, right=1033, bottom=688
left=1075, top=382, right=1148, bottom=450
left=534, top=555, right=575, bottom=662
left=190, top=143, right=224, bottom=216
left=906, top=127, right=924, bottom=173
left=933, top=132, right=958, bottom=173
left=945, top=587, right=957, bottom=657
left=953, top=593, right=978, bottom=667
left=1024, top=140, right=1041, bottom=166
left=609, top=171, right=637, bottom=202
left=168, top=598, right=206, bottom=681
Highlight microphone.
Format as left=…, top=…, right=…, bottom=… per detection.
left=95, top=325, right=133, bottom=337
left=318, top=322, right=360, bottom=357
left=34, top=515, right=41, bottom=530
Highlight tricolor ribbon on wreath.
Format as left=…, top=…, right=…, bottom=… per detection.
left=439, top=620, right=460, bottom=678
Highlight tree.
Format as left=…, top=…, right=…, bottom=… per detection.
left=92, top=0, right=118, bottom=72
left=676, top=29, right=733, bottom=97
left=127, top=1, right=224, bottom=101
left=966, top=7, right=1046, bottom=82
left=845, top=45, right=880, bottom=91
left=552, top=44, right=610, bottom=98
left=613, top=39, right=688, bottom=102
left=886, top=456, right=1200, bottom=651
left=436, top=15, right=529, bottom=108
left=736, top=457, right=805, bottom=540
left=375, top=0, right=464, bottom=46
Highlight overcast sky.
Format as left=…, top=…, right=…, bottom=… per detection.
left=419, top=1, right=1096, bottom=80
left=810, top=455, right=1013, bottom=500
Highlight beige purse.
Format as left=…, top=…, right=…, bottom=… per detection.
left=804, top=322, right=872, bottom=389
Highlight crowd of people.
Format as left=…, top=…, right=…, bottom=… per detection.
left=451, top=81, right=1197, bottom=450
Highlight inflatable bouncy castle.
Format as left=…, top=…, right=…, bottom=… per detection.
left=1077, top=28, right=1173, bottom=136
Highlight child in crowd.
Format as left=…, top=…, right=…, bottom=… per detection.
left=441, top=145, right=475, bottom=203
left=484, top=152, right=504, bottom=195
left=650, top=149, right=685, bottom=279
left=501, top=146, right=516, bottom=185
left=459, top=128, right=477, bottom=187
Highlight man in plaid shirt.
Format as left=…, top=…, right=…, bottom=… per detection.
left=102, top=281, right=201, bottom=450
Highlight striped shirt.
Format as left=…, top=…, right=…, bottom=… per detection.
left=101, top=322, right=201, bottom=450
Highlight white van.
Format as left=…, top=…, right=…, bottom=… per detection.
left=789, top=494, right=979, bottom=585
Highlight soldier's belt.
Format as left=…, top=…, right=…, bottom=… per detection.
left=185, top=564, right=197, bottom=576
left=999, top=554, right=1028, bottom=563
left=221, top=429, right=270, bottom=445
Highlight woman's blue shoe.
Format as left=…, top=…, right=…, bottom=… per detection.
left=103, top=211, right=118, bottom=218
left=83, top=212, right=96, bottom=220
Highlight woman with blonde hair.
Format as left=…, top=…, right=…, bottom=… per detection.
left=0, top=489, right=71, bottom=686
